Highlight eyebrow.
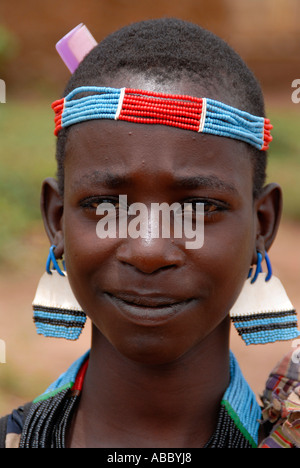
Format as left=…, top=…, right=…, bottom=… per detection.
left=172, top=175, right=239, bottom=194
left=73, top=171, right=129, bottom=189
left=73, top=171, right=238, bottom=195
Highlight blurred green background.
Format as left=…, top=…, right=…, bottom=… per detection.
left=0, top=0, right=299, bottom=416
left=0, top=99, right=55, bottom=267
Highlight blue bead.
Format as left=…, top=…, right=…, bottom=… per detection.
left=35, top=323, right=83, bottom=340
left=240, top=327, right=300, bottom=345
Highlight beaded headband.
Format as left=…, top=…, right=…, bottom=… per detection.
left=52, top=87, right=272, bottom=150
left=52, top=24, right=273, bottom=151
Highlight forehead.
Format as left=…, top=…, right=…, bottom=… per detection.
left=64, top=73, right=254, bottom=195
left=65, top=118, right=253, bottom=197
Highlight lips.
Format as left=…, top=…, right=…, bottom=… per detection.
left=104, top=291, right=195, bottom=325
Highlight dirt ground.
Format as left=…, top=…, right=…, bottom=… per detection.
left=0, top=219, right=299, bottom=416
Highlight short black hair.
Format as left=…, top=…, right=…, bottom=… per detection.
left=55, top=18, right=267, bottom=197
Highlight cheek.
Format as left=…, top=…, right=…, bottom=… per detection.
left=194, top=213, right=255, bottom=310
left=62, top=207, right=119, bottom=301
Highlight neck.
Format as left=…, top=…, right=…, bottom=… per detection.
left=68, top=317, right=231, bottom=448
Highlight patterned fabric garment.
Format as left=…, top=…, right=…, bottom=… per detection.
left=259, top=347, right=300, bottom=448
left=1, top=349, right=299, bottom=448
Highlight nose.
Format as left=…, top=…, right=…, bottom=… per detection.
left=116, top=236, right=185, bottom=274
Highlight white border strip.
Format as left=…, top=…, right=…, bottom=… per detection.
left=198, top=98, right=207, bottom=132
left=115, top=87, right=126, bottom=120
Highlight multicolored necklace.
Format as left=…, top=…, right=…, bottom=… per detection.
left=19, top=351, right=261, bottom=448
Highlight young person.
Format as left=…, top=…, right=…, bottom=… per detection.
left=1, top=18, right=299, bottom=449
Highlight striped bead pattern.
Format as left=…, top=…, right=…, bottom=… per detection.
left=33, top=305, right=86, bottom=341
left=52, top=86, right=272, bottom=150
left=119, top=88, right=203, bottom=132
left=203, top=99, right=272, bottom=151
left=221, top=351, right=261, bottom=447
left=231, top=310, right=300, bottom=346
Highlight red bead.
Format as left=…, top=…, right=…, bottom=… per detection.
left=119, top=113, right=199, bottom=132
left=124, top=89, right=203, bottom=107
left=120, top=91, right=203, bottom=129
left=72, top=358, right=89, bottom=392
left=264, top=123, right=273, bottom=130
left=51, top=98, right=64, bottom=110
left=264, top=135, right=272, bottom=142
left=54, top=124, right=62, bottom=136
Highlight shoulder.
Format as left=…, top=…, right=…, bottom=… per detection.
left=259, top=346, right=300, bottom=448
left=0, top=402, right=32, bottom=448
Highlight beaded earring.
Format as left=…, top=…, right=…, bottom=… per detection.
left=32, top=245, right=86, bottom=340
left=230, top=252, right=300, bottom=345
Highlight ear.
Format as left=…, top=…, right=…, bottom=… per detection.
left=253, top=183, right=283, bottom=261
left=40, top=177, right=64, bottom=259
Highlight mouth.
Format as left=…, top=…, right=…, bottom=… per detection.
left=104, top=291, right=195, bottom=325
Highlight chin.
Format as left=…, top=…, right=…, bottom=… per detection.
left=108, top=330, right=202, bottom=367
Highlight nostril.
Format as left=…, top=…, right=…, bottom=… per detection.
left=116, top=239, right=185, bottom=274
left=119, top=256, right=179, bottom=275
left=159, top=264, right=177, bottom=272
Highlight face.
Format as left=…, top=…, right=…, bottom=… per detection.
left=54, top=75, right=259, bottom=365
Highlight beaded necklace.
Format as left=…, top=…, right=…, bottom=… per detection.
left=19, top=351, right=261, bottom=448
left=52, top=86, right=272, bottom=151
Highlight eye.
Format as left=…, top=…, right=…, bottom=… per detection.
left=182, top=199, right=229, bottom=218
left=79, top=196, right=128, bottom=217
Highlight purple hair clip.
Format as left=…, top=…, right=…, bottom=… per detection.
left=55, top=23, right=97, bottom=73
